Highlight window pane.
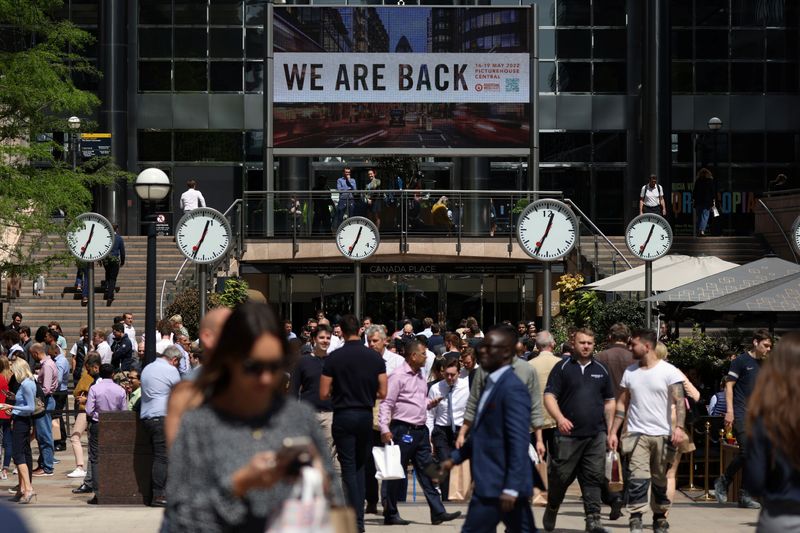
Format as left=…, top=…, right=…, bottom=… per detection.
left=672, top=0, right=693, bottom=26
left=695, top=62, right=728, bottom=92
left=594, top=132, right=625, bottom=162
left=556, top=0, right=590, bottom=26
left=595, top=170, right=625, bottom=230
left=138, top=131, right=172, bottom=161
left=593, top=62, right=626, bottom=92
left=731, top=63, right=763, bottom=93
left=209, top=0, right=243, bottom=25
left=557, top=29, right=591, bottom=58
left=695, top=30, right=729, bottom=59
left=210, top=61, right=242, bottom=91
left=245, top=4, right=265, bottom=25
left=766, top=63, right=799, bottom=93
left=539, top=61, right=557, bottom=92
left=70, top=0, right=98, bottom=25
left=731, top=30, right=764, bottom=59
left=245, top=131, right=263, bottom=162
left=540, top=132, right=591, bottom=162
left=733, top=3, right=766, bottom=27
left=593, top=0, right=625, bottom=26
left=246, top=27, right=263, bottom=58
left=175, top=28, right=207, bottom=58
left=175, top=1, right=208, bottom=25
left=766, top=133, right=797, bottom=163
left=139, top=0, right=171, bottom=24
left=766, top=29, right=798, bottom=60
left=175, top=132, right=243, bottom=162
left=696, top=0, right=728, bottom=27
left=671, top=30, right=692, bottom=59
left=210, top=28, right=242, bottom=58
left=593, top=29, right=625, bottom=59
left=175, top=62, right=207, bottom=91
left=245, top=62, right=263, bottom=92
left=557, top=62, right=591, bottom=92
left=139, top=61, right=171, bottom=91
left=671, top=62, right=693, bottom=92
left=539, top=29, right=556, bottom=59
left=139, top=28, right=172, bottom=58
left=731, top=133, right=764, bottom=163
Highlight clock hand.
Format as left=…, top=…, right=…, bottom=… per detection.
left=534, top=212, right=555, bottom=255
left=80, top=224, right=95, bottom=257
left=348, top=226, right=364, bottom=254
left=639, top=224, right=656, bottom=254
left=192, top=220, right=211, bottom=258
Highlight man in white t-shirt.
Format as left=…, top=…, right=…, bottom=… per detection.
left=123, top=312, right=137, bottom=346
left=179, top=179, right=206, bottom=214
left=92, top=329, right=113, bottom=365
left=155, top=320, right=173, bottom=355
left=608, top=329, right=686, bottom=533
left=639, top=175, right=666, bottom=216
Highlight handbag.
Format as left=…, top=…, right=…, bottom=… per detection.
left=32, top=397, right=46, bottom=418
left=605, top=451, right=624, bottom=492
left=265, top=467, right=333, bottom=533
left=448, top=459, right=473, bottom=501
left=371, top=443, right=405, bottom=481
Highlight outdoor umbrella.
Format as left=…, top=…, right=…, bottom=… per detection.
left=689, top=271, right=800, bottom=312
left=585, top=255, right=737, bottom=293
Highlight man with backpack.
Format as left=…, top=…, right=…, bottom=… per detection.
left=639, top=175, right=667, bottom=216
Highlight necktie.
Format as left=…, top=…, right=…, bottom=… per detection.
left=447, top=385, right=455, bottom=433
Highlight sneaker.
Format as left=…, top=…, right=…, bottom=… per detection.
left=0, top=470, right=7, bottom=480
left=629, top=516, right=644, bottom=533
left=7, top=485, right=19, bottom=494
left=53, top=458, right=61, bottom=464
left=67, top=467, right=87, bottom=478
left=738, top=490, right=762, bottom=509
left=543, top=505, right=559, bottom=532
left=609, top=497, right=624, bottom=521
left=31, top=469, right=54, bottom=477
left=714, top=476, right=728, bottom=503
left=653, top=518, right=669, bottom=533
left=12, top=468, right=17, bottom=475
left=586, top=513, right=611, bottom=533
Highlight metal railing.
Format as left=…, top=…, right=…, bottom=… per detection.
left=564, top=198, right=632, bottom=279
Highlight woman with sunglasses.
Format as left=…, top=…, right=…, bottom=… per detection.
left=165, top=302, right=342, bottom=533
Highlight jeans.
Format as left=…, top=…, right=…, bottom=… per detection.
left=384, top=422, right=446, bottom=521
left=547, top=432, right=606, bottom=516
left=697, top=207, right=711, bottom=233
left=34, top=396, right=55, bottom=473
left=11, top=416, right=32, bottom=482
left=142, top=417, right=168, bottom=499
left=332, top=408, right=373, bottom=530
left=1, top=419, right=13, bottom=469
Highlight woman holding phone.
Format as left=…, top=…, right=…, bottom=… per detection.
left=165, top=302, right=342, bottom=533
left=3, top=358, right=37, bottom=503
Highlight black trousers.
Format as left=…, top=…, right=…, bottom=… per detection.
left=431, top=425, right=460, bottom=501
left=365, top=429, right=382, bottom=506
left=11, top=416, right=32, bottom=482
left=53, top=391, right=68, bottom=446
left=332, top=408, right=373, bottom=530
left=724, top=419, right=748, bottom=483
left=142, top=417, right=168, bottom=499
left=104, top=260, right=120, bottom=299
left=547, top=432, right=606, bottom=516
left=88, top=420, right=99, bottom=492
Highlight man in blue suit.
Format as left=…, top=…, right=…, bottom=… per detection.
left=441, top=325, right=536, bottom=532
left=336, top=166, right=357, bottom=226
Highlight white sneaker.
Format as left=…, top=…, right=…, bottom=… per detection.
left=66, top=467, right=86, bottom=478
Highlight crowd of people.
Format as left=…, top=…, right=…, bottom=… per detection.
left=0, top=304, right=798, bottom=533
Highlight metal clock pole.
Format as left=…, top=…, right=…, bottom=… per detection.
left=354, top=261, right=362, bottom=319
left=87, top=263, right=95, bottom=337
left=542, top=262, right=552, bottom=331
left=645, top=260, right=653, bottom=329
left=198, top=264, right=207, bottom=320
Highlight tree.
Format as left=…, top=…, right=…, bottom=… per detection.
left=0, top=0, right=125, bottom=277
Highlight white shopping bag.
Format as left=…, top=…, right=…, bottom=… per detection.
left=372, top=443, right=405, bottom=480
left=265, top=466, right=333, bottom=533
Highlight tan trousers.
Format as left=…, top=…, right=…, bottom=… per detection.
left=70, top=412, right=87, bottom=467
left=316, top=411, right=339, bottom=473
left=624, top=434, right=675, bottom=516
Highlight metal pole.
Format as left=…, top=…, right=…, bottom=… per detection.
left=542, top=262, right=552, bottom=331
left=694, top=420, right=715, bottom=501
left=692, top=132, right=697, bottom=238
left=645, top=260, right=653, bottom=329
left=72, top=132, right=78, bottom=171
left=288, top=275, right=293, bottom=323
left=354, top=262, right=361, bottom=319
left=144, top=221, right=157, bottom=367
left=529, top=5, right=539, bottom=195
left=198, top=263, right=207, bottom=320
left=264, top=2, right=275, bottom=237
left=87, top=263, right=95, bottom=339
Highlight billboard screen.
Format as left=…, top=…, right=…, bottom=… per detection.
left=273, top=6, right=533, bottom=151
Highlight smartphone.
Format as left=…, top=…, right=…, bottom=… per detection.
left=279, top=436, right=313, bottom=475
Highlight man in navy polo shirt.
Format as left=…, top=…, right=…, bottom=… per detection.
left=542, top=328, right=615, bottom=533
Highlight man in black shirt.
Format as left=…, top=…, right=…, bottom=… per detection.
left=290, top=325, right=335, bottom=466
left=320, top=315, right=387, bottom=533
left=542, top=328, right=615, bottom=533
left=109, top=323, right=133, bottom=371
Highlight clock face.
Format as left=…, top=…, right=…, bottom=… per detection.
left=66, top=213, right=115, bottom=262
left=516, top=199, right=578, bottom=261
left=792, top=216, right=800, bottom=255
left=625, top=214, right=673, bottom=260
left=175, top=208, right=232, bottom=264
left=335, top=216, right=380, bottom=261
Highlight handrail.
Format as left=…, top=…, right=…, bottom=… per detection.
left=762, top=187, right=800, bottom=198
left=564, top=198, right=632, bottom=270
left=757, top=198, right=799, bottom=263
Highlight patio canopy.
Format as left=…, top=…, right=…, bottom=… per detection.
left=643, top=256, right=800, bottom=303
left=585, top=255, right=737, bottom=293
left=689, top=271, right=800, bottom=312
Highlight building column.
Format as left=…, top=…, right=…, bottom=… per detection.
left=642, top=0, right=671, bottom=203
left=461, top=157, right=490, bottom=235
left=625, top=0, right=644, bottom=223
left=282, top=157, right=310, bottom=191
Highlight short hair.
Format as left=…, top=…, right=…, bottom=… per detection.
left=574, top=327, right=595, bottom=339
left=158, top=320, right=173, bottom=336
left=430, top=324, right=440, bottom=334
left=403, top=339, right=424, bottom=359
left=361, top=316, right=372, bottom=324
left=423, top=317, right=434, bottom=328
left=48, top=321, right=62, bottom=331
left=113, top=316, right=123, bottom=324
left=313, top=324, right=332, bottom=338
left=415, top=334, right=428, bottom=346
left=29, top=342, right=45, bottom=356
left=752, top=329, right=772, bottom=343
left=123, top=313, right=133, bottom=320
left=2, top=330, right=20, bottom=345
left=162, top=345, right=183, bottom=361
left=11, top=312, right=22, bottom=321
left=339, top=314, right=360, bottom=337
left=99, top=364, right=115, bottom=379
left=282, top=319, right=292, bottom=327
left=444, top=333, right=462, bottom=349
left=93, top=328, right=107, bottom=339
left=112, top=323, right=125, bottom=333
left=80, top=326, right=89, bottom=336
left=365, top=325, right=386, bottom=340
left=608, top=323, right=631, bottom=343
left=85, top=352, right=102, bottom=368
left=19, top=325, right=30, bottom=337
left=47, top=328, right=60, bottom=341
left=631, top=328, right=658, bottom=349
left=460, top=347, right=475, bottom=360
left=485, top=323, right=517, bottom=346
left=187, top=179, right=197, bottom=188
left=443, top=357, right=459, bottom=371
left=535, top=331, right=555, bottom=351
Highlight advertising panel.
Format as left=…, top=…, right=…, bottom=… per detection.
left=273, top=6, right=533, bottom=151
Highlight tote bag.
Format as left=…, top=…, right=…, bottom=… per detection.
left=371, top=443, right=405, bottom=480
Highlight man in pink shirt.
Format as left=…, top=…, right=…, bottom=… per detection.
left=378, top=339, right=461, bottom=526
left=31, top=343, right=58, bottom=476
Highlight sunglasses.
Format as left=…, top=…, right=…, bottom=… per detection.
left=242, top=358, right=284, bottom=376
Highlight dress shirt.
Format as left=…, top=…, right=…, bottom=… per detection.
left=426, top=377, right=469, bottom=433
left=174, top=342, right=190, bottom=376
left=327, top=335, right=344, bottom=354
left=422, top=349, right=435, bottom=381
left=124, top=324, right=137, bottom=346
left=336, top=176, right=356, bottom=201
left=379, top=361, right=428, bottom=434
left=180, top=188, right=206, bottom=212
left=476, top=365, right=512, bottom=419
left=54, top=354, right=70, bottom=392
left=96, top=341, right=112, bottom=365
left=140, top=357, right=181, bottom=419
left=86, top=378, right=128, bottom=421
left=155, top=337, right=172, bottom=355
left=128, top=387, right=142, bottom=410
left=382, top=348, right=405, bottom=376
left=37, top=357, right=60, bottom=395
left=11, top=378, right=35, bottom=417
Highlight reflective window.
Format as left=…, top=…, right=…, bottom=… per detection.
left=731, top=133, right=764, bottom=163
left=671, top=62, right=693, bottom=92
left=766, top=29, right=797, bottom=60
left=245, top=131, right=264, bottom=162
left=139, top=28, right=172, bottom=58
left=731, top=62, right=763, bottom=93
left=731, top=30, right=764, bottom=59
left=139, top=0, right=171, bottom=25
left=139, top=62, right=171, bottom=91
left=71, top=0, right=99, bottom=25
left=174, top=1, right=208, bottom=25
left=175, top=62, right=207, bottom=91
left=540, top=132, right=591, bottom=162
left=245, top=28, right=263, bottom=58
left=695, top=30, right=729, bottom=59
left=592, top=0, right=625, bottom=26
left=766, top=133, right=797, bottom=163
left=672, top=30, right=693, bottom=59
left=556, top=0, right=590, bottom=26
left=766, top=63, right=798, bottom=93
left=539, top=61, right=557, bottom=92
left=594, top=132, right=626, bottom=162
left=210, top=61, right=243, bottom=91
left=175, top=28, right=207, bottom=58
left=696, top=0, right=728, bottom=27
left=138, top=131, right=172, bottom=161
left=210, top=28, right=242, bottom=58
left=593, top=62, right=625, bottom=93
left=557, top=29, right=591, bottom=58
left=672, top=0, right=693, bottom=26
left=557, top=62, right=591, bottom=91
left=245, top=62, right=263, bottom=92
left=209, top=0, right=243, bottom=25
left=695, top=62, right=728, bottom=92
left=175, top=132, right=243, bottom=162
left=593, top=29, right=625, bottom=59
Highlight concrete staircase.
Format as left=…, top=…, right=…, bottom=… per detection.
left=578, top=235, right=770, bottom=280
left=2, top=236, right=188, bottom=340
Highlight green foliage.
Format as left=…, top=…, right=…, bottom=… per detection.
left=511, top=198, right=530, bottom=214
left=215, top=277, right=250, bottom=308
left=165, top=288, right=201, bottom=340
left=373, top=157, right=419, bottom=186
left=0, top=1, right=130, bottom=276
left=664, top=326, right=730, bottom=385
left=591, top=299, right=646, bottom=339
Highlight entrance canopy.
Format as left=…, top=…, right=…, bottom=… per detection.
left=643, top=257, right=800, bottom=303
left=585, top=255, right=737, bottom=293
left=689, top=272, right=800, bottom=312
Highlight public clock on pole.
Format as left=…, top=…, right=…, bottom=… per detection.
left=625, top=213, right=673, bottom=260
left=335, top=216, right=380, bottom=261
left=792, top=215, right=800, bottom=256
left=516, top=199, right=578, bottom=261
left=175, top=207, right=232, bottom=264
left=66, top=212, right=115, bottom=262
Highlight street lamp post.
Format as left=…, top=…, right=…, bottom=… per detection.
left=68, top=116, right=81, bottom=171
left=135, top=168, right=172, bottom=368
